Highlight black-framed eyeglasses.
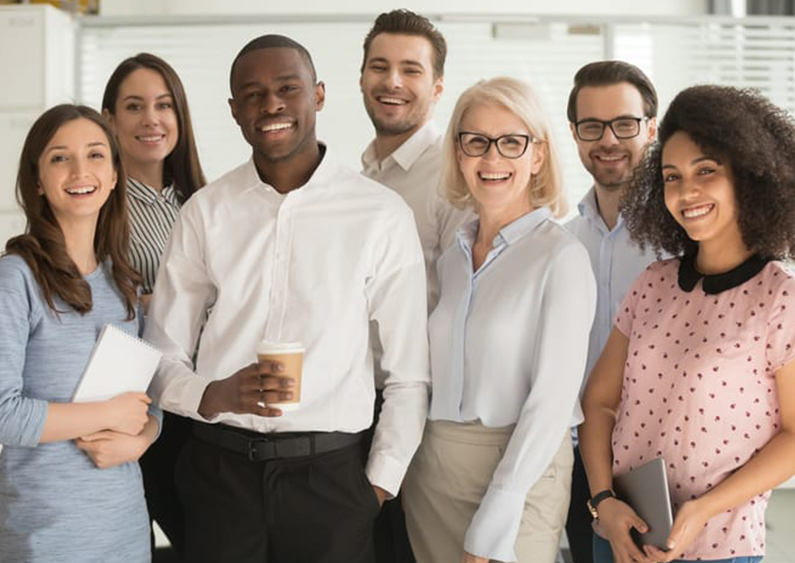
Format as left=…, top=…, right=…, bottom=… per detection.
left=457, top=132, right=534, bottom=159
left=573, top=117, right=649, bottom=141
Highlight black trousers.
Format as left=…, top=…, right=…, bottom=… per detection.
left=363, top=390, right=416, bottom=563
left=140, top=410, right=192, bottom=555
left=565, top=445, right=594, bottom=563
left=176, top=429, right=379, bottom=563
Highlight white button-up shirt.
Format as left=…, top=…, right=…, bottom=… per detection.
left=145, top=149, right=430, bottom=494
left=429, top=208, right=596, bottom=562
left=565, top=187, right=659, bottom=380
left=362, top=121, right=474, bottom=311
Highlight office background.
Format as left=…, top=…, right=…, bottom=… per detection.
left=0, top=1, right=793, bottom=560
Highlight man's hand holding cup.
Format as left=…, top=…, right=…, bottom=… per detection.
left=198, top=344, right=302, bottom=419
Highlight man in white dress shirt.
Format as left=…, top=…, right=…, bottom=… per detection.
left=359, top=12, right=471, bottom=563
left=146, top=34, right=430, bottom=563
left=563, top=60, right=660, bottom=563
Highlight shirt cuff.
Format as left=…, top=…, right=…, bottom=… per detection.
left=157, top=373, right=212, bottom=422
left=464, top=484, right=525, bottom=562
left=365, top=453, right=405, bottom=498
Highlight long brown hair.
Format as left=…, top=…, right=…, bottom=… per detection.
left=5, top=104, right=141, bottom=318
left=101, top=53, right=205, bottom=202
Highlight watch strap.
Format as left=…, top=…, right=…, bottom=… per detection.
left=590, top=489, right=615, bottom=509
left=586, top=489, right=615, bottom=520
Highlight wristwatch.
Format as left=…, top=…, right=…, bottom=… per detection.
left=587, top=489, right=616, bottom=520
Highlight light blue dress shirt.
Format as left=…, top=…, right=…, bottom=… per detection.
left=428, top=207, right=596, bottom=562
left=565, top=188, right=659, bottom=381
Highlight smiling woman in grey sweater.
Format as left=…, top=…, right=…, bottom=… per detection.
left=0, top=104, right=159, bottom=563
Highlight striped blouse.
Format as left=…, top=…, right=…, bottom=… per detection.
left=126, top=177, right=182, bottom=294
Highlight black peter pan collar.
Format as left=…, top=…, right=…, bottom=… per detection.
left=678, top=254, right=773, bottom=295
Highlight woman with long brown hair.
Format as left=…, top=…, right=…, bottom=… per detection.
left=0, top=104, right=158, bottom=561
left=102, top=52, right=205, bottom=556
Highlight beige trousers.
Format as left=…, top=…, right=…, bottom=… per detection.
left=404, top=420, right=573, bottom=563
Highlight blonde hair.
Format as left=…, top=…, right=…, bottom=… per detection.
left=441, top=77, right=567, bottom=217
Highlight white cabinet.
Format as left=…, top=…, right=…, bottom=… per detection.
left=0, top=5, right=76, bottom=244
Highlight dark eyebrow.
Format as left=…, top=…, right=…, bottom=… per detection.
left=692, top=155, right=719, bottom=165
left=121, top=93, right=172, bottom=102
left=578, top=114, right=642, bottom=122
left=237, top=74, right=303, bottom=90
left=44, top=141, right=107, bottom=154
left=367, top=57, right=425, bottom=69
left=661, top=156, right=719, bottom=170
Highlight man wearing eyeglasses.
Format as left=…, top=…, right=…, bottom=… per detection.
left=563, top=60, right=660, bottom=563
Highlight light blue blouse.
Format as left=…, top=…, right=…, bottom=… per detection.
left=428, top=207, right=596, bottom=562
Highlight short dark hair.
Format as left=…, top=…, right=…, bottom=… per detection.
left=361, top=10, right=446, bottom=78
left=566, top=60, right=658, bottom=123
left=102, top=52, right=205, bottom=203
left=230, top=34, right=317, bottom=92
left=622, top=85, right=795, bottom=260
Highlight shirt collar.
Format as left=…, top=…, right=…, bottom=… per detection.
left=577, top=186, right=624, bottom=233
left=245, top=143, right=336, bottom=195
left=361, top=121, right=441, bottom=174
left=456, top=206, right=552, bottom=251
left=127, top=177, right=177, bottom=205
left=677, top=253, right=773, bottom=294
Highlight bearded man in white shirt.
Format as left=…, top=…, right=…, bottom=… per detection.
left=145, top=34, right=430, bottom=563
left=563, top=60, right=659, bottom=563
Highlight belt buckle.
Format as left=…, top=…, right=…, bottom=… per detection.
left=247, top=438, right=274, bottom=461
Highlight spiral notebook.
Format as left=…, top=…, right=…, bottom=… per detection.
left=72, top=323, right=163, bottom=403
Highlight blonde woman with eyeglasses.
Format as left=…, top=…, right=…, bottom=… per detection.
left=403, top=77, right=596, bottom=563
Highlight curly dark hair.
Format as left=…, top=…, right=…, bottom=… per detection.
left=622, top=84, right=795, bottom=260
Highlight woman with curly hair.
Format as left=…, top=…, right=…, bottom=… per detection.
left=579, top=84, right=795, bottom=563
left=0, top=104, right=159, bottom=561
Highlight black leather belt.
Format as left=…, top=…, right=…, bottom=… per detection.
left=193, top=422, right=362, bottom=462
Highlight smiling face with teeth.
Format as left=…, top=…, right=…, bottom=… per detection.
left=105, top=67, right=178, bottom=187
left=229, top=47, right=325, bottom=178
left=361, top=33, right=443, bottom=146
left=662, top=131, right=744, bottom=260
left=572, top=82, right=656, bottom=193
left=456, top=102, right=544, bottom=220
left=37, top=117, right=117, bottom=228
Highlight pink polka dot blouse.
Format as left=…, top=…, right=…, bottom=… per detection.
left=610, top=258, right=795, bottom=560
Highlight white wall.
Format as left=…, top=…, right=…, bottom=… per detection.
left=99, top=0, right=709, bottom=17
